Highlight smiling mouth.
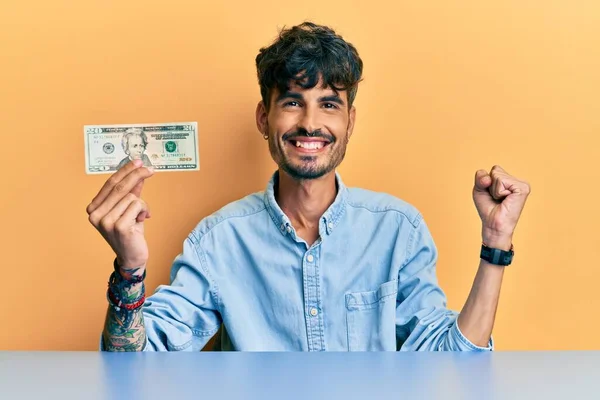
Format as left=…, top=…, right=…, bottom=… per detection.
left=286, top=136, right=333, bottom=153
left=291, top=140, right=330, bottom=150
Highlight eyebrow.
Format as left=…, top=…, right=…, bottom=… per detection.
left=276, top=91, right=303, bottom=103
left=320, top=94, right=345, bottom=106
left=276, top=91, right=346, bottom=106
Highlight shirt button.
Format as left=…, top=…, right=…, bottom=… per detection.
left=307, top=254, right=314, bottom=262
left=327, top=222, right=334, bottom=230
left=310, top=308, right=318, bottom=316
left=286, top=226, right=292, bottom=233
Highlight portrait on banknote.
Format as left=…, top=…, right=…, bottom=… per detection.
left=116, top=128, right=153, bottom=170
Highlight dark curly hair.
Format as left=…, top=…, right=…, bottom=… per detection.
left=255, top=22, right=363, bottom=111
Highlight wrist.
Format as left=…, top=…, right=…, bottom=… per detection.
left=482, top=230, right=513, bottom=251
left=114, top=258, right=146, bottom=281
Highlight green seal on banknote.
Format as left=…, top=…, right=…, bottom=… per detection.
left=165, top=141, right=177, bottom=153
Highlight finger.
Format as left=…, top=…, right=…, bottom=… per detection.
left=115, top=198, right=148, bottom=233
left=490, top=166, right=509, bottom=200
left=95, top=193, right=140, bottom=232
left=131, top=180, right=144, bottom=198
left=490, top=165, right=508, bottom=176
left=491, top=166, right=531, bottom=196
left=474, top=169, right=492, bottom=192
left=515, top=180, right=531, bottom=196
left=87, top=160, right=143, bottom=214
left=136, top=205, right=151, bottom=222
left=491, top=175, right=504, bottom=200
left=129, top=180, right=151, bottom=219
left=491, top=175, right=518, bottom=200
left=90, top=167, right=154, bottom=221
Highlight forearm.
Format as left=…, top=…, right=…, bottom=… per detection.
left=457, top=259, right=505, bottom=347
left=103, top=304, right=146, bottom=351
left=455, top=163, right=529, bottom=348
left=102, top=269, right=147, bottom=352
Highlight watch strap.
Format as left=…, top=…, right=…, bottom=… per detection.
left=480, top=243, right=514, bottom=266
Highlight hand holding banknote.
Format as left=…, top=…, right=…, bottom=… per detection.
left=86, top=160, right=154, bottom=271
left=84, top=121, right=199, bottom=271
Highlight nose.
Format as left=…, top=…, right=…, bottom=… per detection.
left=297, top=104, right=322, bottom=134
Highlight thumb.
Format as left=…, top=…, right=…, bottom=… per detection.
left=474, top=169, right=492, bottom=193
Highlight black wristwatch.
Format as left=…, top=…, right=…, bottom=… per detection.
left=480, top=243, right=514, bottom=266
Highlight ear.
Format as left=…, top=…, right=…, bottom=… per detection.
left=347, top=106, right=356, bottom=140
left=255, top=101, right=269, bottom=137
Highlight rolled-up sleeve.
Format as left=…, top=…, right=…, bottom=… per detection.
left=396, top=215, right=493, bottom=351
left=100, top=233, right=221, bottom=352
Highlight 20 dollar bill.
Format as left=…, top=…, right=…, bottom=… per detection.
left=84, top=122, right=199, bottom=174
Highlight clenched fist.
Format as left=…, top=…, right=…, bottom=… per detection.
left=473, top=165, right=531, bottom=251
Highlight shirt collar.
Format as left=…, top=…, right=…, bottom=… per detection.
left=263, top=170, right=348, bottom=237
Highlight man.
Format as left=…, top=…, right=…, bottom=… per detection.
left=116, top=127, right=153, bottom=170
left=87, top=22, right=530, bottom=351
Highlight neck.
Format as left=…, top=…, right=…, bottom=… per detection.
left=276, top=170, right=338, bottom=233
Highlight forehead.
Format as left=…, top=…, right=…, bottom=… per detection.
left=129, top=135, right=143, bottom=143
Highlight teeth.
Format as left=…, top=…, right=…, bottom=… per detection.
left=295, top=141, right=324, bottom=150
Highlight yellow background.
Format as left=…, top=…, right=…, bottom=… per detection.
left=1, top=0, right=598, bottom=351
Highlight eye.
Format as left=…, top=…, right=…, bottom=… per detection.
left=322, top=102, right=338, bottom=109
left=283, top=101, right=300, bottom=107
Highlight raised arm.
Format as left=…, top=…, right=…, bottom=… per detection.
left=87, top=160, right=153, bottom=351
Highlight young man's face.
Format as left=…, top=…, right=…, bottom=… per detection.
left=127, top=135, right=146, bottom=159
left=258, top=80, right=356, bottom=180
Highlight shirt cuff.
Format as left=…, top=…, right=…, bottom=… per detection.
left=451, top=321, right=494, bottom=351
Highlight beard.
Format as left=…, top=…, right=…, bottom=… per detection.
left=268, top=129, right=349, bottom=180
left=280, top=151, right=345, bottom=180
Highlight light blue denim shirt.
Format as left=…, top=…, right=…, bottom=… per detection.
left=116, top=171, right=493, bottom=351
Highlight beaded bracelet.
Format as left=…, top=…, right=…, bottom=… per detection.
left=107, top=287, right=146, bottom=312
left=107, top=265, right=146, bottom=314
left=106, top=286, right=145, bottom=325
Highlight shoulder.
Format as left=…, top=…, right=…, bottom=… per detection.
left=345, top=187, right=423, bottom=229
left=190, top=191, right=267, bottom=240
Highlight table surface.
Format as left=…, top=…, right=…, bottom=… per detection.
left=1, top=351, right=598, bottom=400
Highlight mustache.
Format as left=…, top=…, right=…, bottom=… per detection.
left=282, top=128, right=335, bottom=143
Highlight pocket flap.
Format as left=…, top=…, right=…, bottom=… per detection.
left=345, top=279, right=398, bottom=310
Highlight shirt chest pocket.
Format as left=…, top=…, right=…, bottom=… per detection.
left=345, top=279, right=398, bottom=351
